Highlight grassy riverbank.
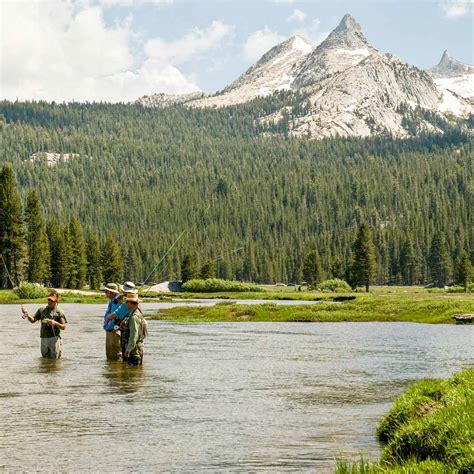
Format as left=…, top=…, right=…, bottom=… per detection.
left=1, top=287, right=472, bottom=324
left=336, top=368, right=474, bottom=473
left=150, top=293, right=473, bottom=324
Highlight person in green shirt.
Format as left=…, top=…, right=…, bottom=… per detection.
left=22, top=290, right=67, bottom=359
left=121, top=294, right=147, bottom=366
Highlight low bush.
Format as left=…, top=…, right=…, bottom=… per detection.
left=318, top=279, right=352, bottom=293
left=182, top=278, right=262, bottom=292
left=13, top=282, right=50, bottom=299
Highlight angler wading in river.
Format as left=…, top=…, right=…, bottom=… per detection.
left=21, top=290, right=67, bottom=359
left=121, top=293, right=148, bottom=365
left=102, top=282, right=122, bottom=360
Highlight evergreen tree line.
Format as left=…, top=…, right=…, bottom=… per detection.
left=0, top=100, right=472, bottom=288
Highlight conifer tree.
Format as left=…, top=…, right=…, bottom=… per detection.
left=25, top=190, right=50, bottom=284
left=302, top=251, right=322, bottom=289
left=61, top=225, right=73, bottom=288
left=123, top=246, right=138, bottom=283
left=330, top=257, right=345, bottom=280
left=400, top=237, right=418, bottom=285
left=455, top=251, right=472, bottom=292
left=428, top=232, right=452, bottom=287
left=200, top=260, right=216, bottom=279
left=68, top=217, right=87, bottom=289
left=351, top=222, right=377, bottom=292
left=47, top=220, right=64, bottom=288
left=101, top=236, right=123, bottom=283
left=219, top=259, right=233, bottom=281
left=86, top=231, right=102, bottom=289
left=0, top=165, right=25, bottom=287
left=181, top=254, right=196, bottom=283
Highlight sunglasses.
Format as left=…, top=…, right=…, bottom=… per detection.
left=47, top=298, right=56, bottom=303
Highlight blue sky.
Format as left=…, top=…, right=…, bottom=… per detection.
left=1, top=0, right=473, bottom=102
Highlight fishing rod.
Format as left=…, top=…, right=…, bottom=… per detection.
left=0, top=253, right=16, bottom=289
left=139, top=204, right=214, bottom=291
left=138, top=229, right=187, bottom=295
left=188, top=246, right=245, bottom=271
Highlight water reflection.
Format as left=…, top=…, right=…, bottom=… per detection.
left=102, top=361, right=145, bottom=394
left=36, top=357, right=63, bottom=373
left=0, top=304, right=472, bottom=473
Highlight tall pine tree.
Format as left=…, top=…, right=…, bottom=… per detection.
left=302, top=251, right=322, bottom=289
left=0, top=165, right=25, bottom=287
left=455, top=251, right=472, bottom=292
left=25, top=190, right=50, bottom=284
left=101, top=236, right=123, bottom=283
left=351, top=222, right=377, bottom=292
left=86, top=231, right=102, bottom=289
left=68, top=217, right=87, bottom=289
left=428, top=232, right=452, bottom=287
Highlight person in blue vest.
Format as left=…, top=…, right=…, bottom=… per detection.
left=105, top=281, right=139, bottom=355
left=102, top=283, right=122, bottom=360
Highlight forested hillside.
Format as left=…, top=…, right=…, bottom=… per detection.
left=0, top=100, right=472, bottom=285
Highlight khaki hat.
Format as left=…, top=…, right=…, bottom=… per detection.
left=121, top=281, right=138, bottom=294
left=102, top=283, right=120, bottom=294
left=126, top=294, right=140, bottom=304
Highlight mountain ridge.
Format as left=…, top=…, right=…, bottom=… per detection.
left=136, top=14, right=473, bottom=138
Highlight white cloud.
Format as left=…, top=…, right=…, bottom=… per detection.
left=293, top=19, right=329, bottom=45
left=0, top=1, right=201, bottom=102
left=288, top=9, right=306, bottom=23
left=100, top=0, right=174, bottom=6
left=145, top=20, right=234, bottom=64
left=243, top=27, right=285, bottom=61
left=440, top=0, right=473, bottom=18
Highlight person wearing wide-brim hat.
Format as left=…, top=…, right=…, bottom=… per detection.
left=102, top=283, right=122, bottom=360
left=105, top=281, right=138, bottom=331
left=121, top=293, right=147, bottom=365
left=21, top=290, right=68, bottom=359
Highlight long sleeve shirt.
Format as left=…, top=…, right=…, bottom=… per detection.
left=125, top=312, right=141, bottom=353
left=114, top=303, right=129, bottom=322
left=103, top=297, right=121, bottom=331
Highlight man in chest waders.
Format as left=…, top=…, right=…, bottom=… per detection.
left=22, top=290, right=67, bottom=359
left=121, top=294, right=147, bottom=366
left=102, top=283, right=122, bottom=360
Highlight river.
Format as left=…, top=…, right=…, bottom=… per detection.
left=0, top=303, right=472, bottom=472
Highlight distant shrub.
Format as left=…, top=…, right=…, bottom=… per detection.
left=14, top=282, right=50, bottom=299
left=318, top=279, right=352, bottom=293
left=447, top=284, right=473, bottom=293
left=182, top=278, right=261, bottom=292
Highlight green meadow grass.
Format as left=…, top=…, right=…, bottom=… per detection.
left=336, top=368, right=474, bottom=473
left=149, top=294, right=474, bottom=324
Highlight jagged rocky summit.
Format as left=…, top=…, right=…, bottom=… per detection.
left=136, top=14, right=473, bottom=139
left=427, top=50, right=474, bottom=100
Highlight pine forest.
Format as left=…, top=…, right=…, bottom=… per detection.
left=0, top=99, right=472, bottom=288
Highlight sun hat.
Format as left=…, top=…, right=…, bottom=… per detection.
left=120, top=281, right=138, bottom=294
left=102, top=283, right=120, bottom=294
left=126, top=294, right=140, bottom=304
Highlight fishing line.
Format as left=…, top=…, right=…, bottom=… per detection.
left=0, top=253, right=15, bottom=288
left=139, top=205, right=212, bottom=295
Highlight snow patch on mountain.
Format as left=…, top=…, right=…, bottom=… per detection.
left=261, top=53, right=471, bottom=139
left=427, top=51, right=474, bottom=99
left=190, top=35, right=314, bottom=107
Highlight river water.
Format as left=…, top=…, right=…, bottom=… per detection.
left=0, top=303, right=472, bottom=472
